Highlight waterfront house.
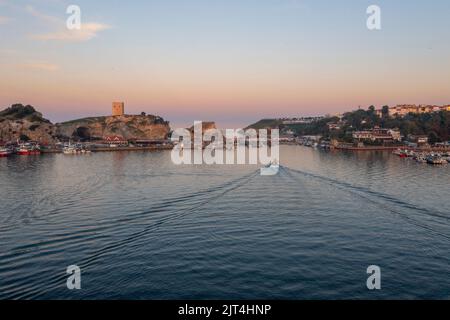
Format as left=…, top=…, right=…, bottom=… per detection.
left=327, top=122, right=342, bottom=130
left=352, top=127, right=401, bottom=143
left=103, top=135, right=128, bottom=147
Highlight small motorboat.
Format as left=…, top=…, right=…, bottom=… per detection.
left=260, top=160, right=280, bottom=176
left=63, top=146, right=77, bottom=154
left=394, top=149, right=408, bottom=158
left=426, top=156, right=447, bottom=165
left=63, top=146, right=91, bottom=154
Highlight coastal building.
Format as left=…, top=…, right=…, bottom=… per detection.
left=407, top=135, right=429, bottom=146
left=103, top=135, right=128, bottom=146
left=112, top=102, right=125, bottom=117
left=327, top=122, right=342, bottom=130
left=352, top=127, right=401, bottom=143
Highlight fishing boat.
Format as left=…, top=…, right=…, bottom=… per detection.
left=0, top=147, right=12, bottom=157
left=63, top=146, right=77, bottom=154
left=260, top=160, right=280, bottom=176
left=16, top=144, right=41, bottom=155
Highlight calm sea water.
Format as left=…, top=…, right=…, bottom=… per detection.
left=0, top=146, right=449, bottom=299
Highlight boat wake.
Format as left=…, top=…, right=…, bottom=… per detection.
left=281, top=166, right=450, bottom=241
left=1, top=169, right=259, bottom=299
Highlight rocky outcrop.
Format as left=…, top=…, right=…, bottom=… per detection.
left=56, top=114, right=170, bottom=141
left=0, top=104, right=171, bottom=143
left=188, top=121, right=217, bottom=134
left=0, top=104, right=56, bottom=143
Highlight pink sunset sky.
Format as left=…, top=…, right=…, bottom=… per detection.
left=1, top=0, right=450, bottom=128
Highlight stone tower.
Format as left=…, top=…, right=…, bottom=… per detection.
left=112, top=102, right=124, bottom=117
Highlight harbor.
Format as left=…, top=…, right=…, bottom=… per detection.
left=393, top=148, right=450, bottom=165
left=0, top=141, right=174, bottom=157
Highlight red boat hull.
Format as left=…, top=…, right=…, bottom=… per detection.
left=17, top=151, right=41, bottom=155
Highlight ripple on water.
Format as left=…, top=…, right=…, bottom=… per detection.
left=0, top=148, right=450, bottom=299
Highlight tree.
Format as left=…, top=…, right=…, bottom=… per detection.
left=428, top=131, right=441, bottom=144
left=381, top=105, right=389, bottom=118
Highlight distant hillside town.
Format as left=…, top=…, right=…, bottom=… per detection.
left=276, top=104, right=450, bottom=124
left=381, top=104, right=450, bottom=117
left=248, top=104, right=450, bottom=149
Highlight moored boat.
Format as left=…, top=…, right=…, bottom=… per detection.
left=16, top=143, right=41, bottom=155
left=0, top=147, right=12, bottom=157
left=63, top=145, right=91, bottom=155
left=415, top=155, right=427, bottom=163
left=426, top=155, right=447, bottom=165
left=63, top=146, right=77, bottom=154
left=394, top=148, right=410, bottom=158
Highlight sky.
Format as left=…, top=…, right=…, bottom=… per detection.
left=1, top=0, right=450, bottom=128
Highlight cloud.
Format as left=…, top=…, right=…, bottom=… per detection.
left=16, top=62, right=60, bottom=71
left=32, top=23, right=111, bottom=42
left=26, top=5, right=111, bottom=42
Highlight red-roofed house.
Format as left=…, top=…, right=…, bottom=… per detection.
left=103, top=135, right=128, bottom=146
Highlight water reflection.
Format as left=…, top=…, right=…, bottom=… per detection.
left=0, top=146, right=449, bottom=299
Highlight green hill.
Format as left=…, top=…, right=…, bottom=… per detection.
left=245, top=119, right=283, bottom=130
